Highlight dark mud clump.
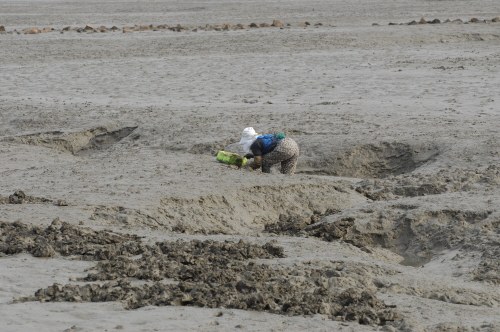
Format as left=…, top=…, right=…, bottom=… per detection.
left=306, top=217, right=356, bottom=242
left=264, top=210, right=339, bottom=236
left=2, top=221, right=402, bottom=326
left=1, top=190, right=53, bottom=205
left=0, top=220, right=142, bottom=258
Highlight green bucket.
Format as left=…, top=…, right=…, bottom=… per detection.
left=216, top=151, right=248, bottom=167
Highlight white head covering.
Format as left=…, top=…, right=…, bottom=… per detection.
left=239, top=127, right=259, bottom=153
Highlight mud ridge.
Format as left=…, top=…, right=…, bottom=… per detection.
left=2, top=221, right=402, bottom=326
left=375, top=278, right=500, bottom=308
left=158, top=183, right=367, bottom=234
left=91, top=206, right=162, bottom=229
left=382, top=16, right=500, bottom=26
left=0, top=20, right=322, bottom=35
left=2, top=126, right=138, bottom=155
left=264, top=209, right=340, bottom=236
left=0, top=190, right=62, bottom=205
left=76, top=126, right=138, bottom=155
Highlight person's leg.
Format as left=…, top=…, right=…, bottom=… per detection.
left=262, top=163, right=272, bottom=173
left=262, top=148, right=286, bottom=173
left=280, top=153, right=299, bottom=174
left=262, top=138, right=299, bottom=174
left=279, top=139, right=299, bottom=174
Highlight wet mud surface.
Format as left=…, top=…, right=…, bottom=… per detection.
left=2, top=1, right=500, bottom=330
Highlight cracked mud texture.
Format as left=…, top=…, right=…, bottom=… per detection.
left=4, top=221, right=400, bottom=326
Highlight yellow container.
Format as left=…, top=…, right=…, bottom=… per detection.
left=216, top=151, right=247, bottom=167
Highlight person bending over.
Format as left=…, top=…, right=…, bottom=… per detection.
left=238, top=127, right=299, bottom=175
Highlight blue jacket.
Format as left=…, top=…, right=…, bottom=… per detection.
left=257, top=134, right=279, bottom=154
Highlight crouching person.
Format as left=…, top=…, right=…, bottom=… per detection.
left=238, top=127, right=299, bottom=175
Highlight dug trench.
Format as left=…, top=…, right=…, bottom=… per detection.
left=295, top=141, right=441, bottom=178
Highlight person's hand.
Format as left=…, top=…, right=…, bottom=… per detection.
left=240, top=163, right=253, bottom=171
left=244, top=153, right=254, bottom=159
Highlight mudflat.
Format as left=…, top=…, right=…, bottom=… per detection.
left=1, top=1, right=500, bottom=331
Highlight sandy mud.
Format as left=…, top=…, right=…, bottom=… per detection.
left=1, top=0, right=500, bottom=331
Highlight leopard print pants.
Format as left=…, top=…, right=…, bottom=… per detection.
left=262, top=138, right=299, bottom=175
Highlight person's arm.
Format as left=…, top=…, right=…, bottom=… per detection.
left=251, top=155, right=262, bottom=169
left=247, top=139, right=263, bottom=170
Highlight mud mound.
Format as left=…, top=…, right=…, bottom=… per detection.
left=264, top=210, right=339, bottom=236
left=2, top=126, right=137, bottom=155
left=0, top=220, right=142, bottom=258
left=355, top=166, right=500, bottom=200
left=4, top=221, right=401, bottom=325
left=82, top=239, right=284, bottom=282
left=158, top=183, right=367, bottom=234
left=26, top=279, right=400, bottom=326
left=298, top=141, right=439, bottom=179
left=0, top=190, right=53, bottom=205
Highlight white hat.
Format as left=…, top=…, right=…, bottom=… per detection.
left=241, top=127, right=258, bottom=139
left=239, top=127, right=259, bottom=153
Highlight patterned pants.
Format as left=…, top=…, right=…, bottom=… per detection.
left=262, top=138, right=299, bottom=175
